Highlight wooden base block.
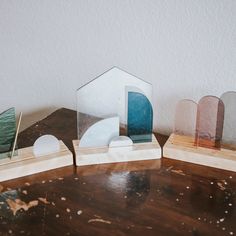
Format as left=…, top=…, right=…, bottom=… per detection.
left=0, top=141, right=73, bottom=182
left=73, top=134, right=161, bottom=166
left=163, top=134, right=236, bottom=172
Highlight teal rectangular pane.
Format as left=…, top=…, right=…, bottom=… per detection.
left=127, top=92, right=153, bottom=143
left=0, top=108, right=17, bottom=159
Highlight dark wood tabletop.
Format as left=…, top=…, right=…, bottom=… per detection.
left=0, top=108, right=235, bottom=236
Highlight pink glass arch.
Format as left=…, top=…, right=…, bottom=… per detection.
left=174, top=99, right=197, bottom=137
left=195, top=96, right=224, bottom=149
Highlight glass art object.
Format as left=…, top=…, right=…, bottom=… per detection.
left=174, top=99, right=197, bottom=137
left=33, top=135, right=60, bottom=157
left=77, top=67, right=153, bottom=148
left=221, top=91, right=236, bottom=150
left=127, top=91, right=153, bottom=142
left=195, top=96, right=224, bottom=149
left=0, top=108, right=17, bottom=159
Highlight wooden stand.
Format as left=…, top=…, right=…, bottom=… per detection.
left=0, top=141, right=73, bottom=182
left=73, top=134, right=161, bottom=166
left=163, top=134, right=236, bottom=172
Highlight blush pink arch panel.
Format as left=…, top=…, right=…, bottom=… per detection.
left=195, top=96, right=224, bottom=149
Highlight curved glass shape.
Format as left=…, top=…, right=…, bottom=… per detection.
left=195, top=96, right=224, bottom=149
left=174, top=99, right=197, bottom=137
left=221, top=91, right=236, bottom=150
left=127, top=92, right=153, bottom=143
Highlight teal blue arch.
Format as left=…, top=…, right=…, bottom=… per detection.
left=127, top=92, right=153, bottom=143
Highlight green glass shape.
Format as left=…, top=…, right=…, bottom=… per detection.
left=0, top=108, right=17, bottom=159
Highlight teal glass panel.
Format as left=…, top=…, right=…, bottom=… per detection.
left=127, top=92, right=153, bottom=143
left=0, top=108, right=17, bottom=159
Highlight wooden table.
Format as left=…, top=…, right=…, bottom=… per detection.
left=0, top=108, right=235, bottom=236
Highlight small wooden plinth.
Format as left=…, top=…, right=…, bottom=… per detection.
left=0, top=141, right=73, bottom=182
left=73, top=134, right=161, bottom=166
left=163, top=134, right=236, bottom=172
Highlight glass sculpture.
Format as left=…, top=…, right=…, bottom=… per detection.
left=76, top=67, right=154, bottom=148
left=195, top=96, right=224, bottom=149
left=221, top=91, right=236, bottom=150
left=174, top=99, right=197, bottom=137
left=0, top=108, right=17, bottom=159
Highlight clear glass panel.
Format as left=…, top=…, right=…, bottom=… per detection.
left=221, top=91, right=236, bottom=150
left=127, top=91, right=153, bottom=143
left=76, top=67, right=153, bottom=148
left=195, top=96, right=224, bottom=149
left=0, top=108, right=17, bottom=159
left=174, top=99, right=197, bottom=137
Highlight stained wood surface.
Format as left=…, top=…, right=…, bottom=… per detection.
left=0, top=108, right=235, bottom=236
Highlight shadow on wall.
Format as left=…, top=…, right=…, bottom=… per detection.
left=20, top=106, right=58, bottom=132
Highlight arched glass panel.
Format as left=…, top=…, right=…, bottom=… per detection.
left=127, top=92, right=153, bottom=143
left=195, top=96, right=224, bottom=149
left=174, top=99, right=197, bottom=137
left=221, top=91, right=236, bottom=150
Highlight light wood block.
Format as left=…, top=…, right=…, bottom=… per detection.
left=163, top=134, right=236, bottom=172
left=73, top=134, right=161, bottom=166
left=0, top=141, right=73, bottom=182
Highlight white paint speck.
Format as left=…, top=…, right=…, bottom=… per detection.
left=222, top=227, right=226, bottom=231
left=198, top=217, right=201, bottom=221
left=61, top=197, right=66, bottom=201
left=210, top=182, right=214, bottom=185
left=56, top=214, right=60, bottom=218
left=229, top=203, right=232, bottom=206
left=229, top=232, right=234, bottom=235
left=41, top=180, right=46, bottom=184
left=77, top=210, right=82, bottom=215
left=220, top=218, right=225, bottom=222
left=225, top=211, right=228, bottom=214
left=229, top=176, right=232, bottom=179
left=8, top=230, right=12, bottom=234
left=209, top=195, right=213, bottom=199
left=186, top=186, right=190, bottom=189
left=176, top=198, right=179, bottom=202
left=66, top=208, right=71, bottom=213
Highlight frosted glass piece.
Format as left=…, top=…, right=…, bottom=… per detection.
left=174, top=100, right=197, bottom=136
left=79, top=117, right=119, bottom=148
left=195, top=96, right=224, bottom=149
left=0, top=108, right=17, bottom=159
left=78, top=113, right=102, bottom=140
left=127, top=92, right=153, bottom=143
left=33, top=135, right=60, bottom=157
left=77, top=67, right=152, bottom=139
left=221, top=91, right=236, bottom=149
left=109, top=136, right=133, bottom=147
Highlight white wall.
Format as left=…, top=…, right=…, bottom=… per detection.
left=0, top=0, right=235, bottom=134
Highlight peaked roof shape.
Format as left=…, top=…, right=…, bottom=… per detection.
left=77, top=67, right=152, bottom=125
